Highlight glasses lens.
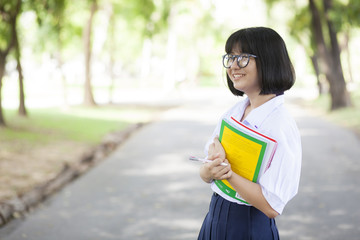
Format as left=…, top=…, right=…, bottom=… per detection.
left=223, top=54, right=252, bottom=68
left=223, top=54, right=233, bottom=68
left=238, top=55, right=250, bottom=68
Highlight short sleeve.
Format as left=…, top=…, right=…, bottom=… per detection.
left=259, top=121, right=302, bottom=214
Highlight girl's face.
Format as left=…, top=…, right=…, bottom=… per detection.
left=226, top=48, right=260, bottom=96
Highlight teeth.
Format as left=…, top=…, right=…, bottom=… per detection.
left=234, top=74, right=245, bottom=78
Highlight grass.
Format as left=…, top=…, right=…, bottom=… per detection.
left=0, top=105, right=156, bottom=145
left=0, top=105, right=162, bottom=200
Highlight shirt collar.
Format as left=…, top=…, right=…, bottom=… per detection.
left=242, top=95, right=284, bottom=129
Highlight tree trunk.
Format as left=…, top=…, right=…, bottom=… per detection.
left=83, top=0, right=97, bottom=106
left=13, top=18, right=27, bottom=116
left=16, top=53, right=27, bottom=116
left=56, top=50, right=68, bottom=108
left=107, top=5, right=116, bottom=104
left=309, top=0, right=330, bottom=74
left=140, top=38, right=152, bottom=81
left=55, top=29, right=68, bottom=108
left=0, top=55, right=6, bottom=127
left=310, top=55, right=325, bottom=95
left=323, top=0, right=352, bottom=110
left=309, top=0, right=352, bottom=110
left=0, top=0, right=21, bottom=126
left=108, top=51, right=115, bottom=104
left=163, top=7, right=177, bottom=91
left=343, top=31, right=354, bottom=83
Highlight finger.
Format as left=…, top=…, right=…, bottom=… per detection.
left=219, top=165, right=231, bottom=176
left=214, top=167, right=230, bottom=180
left=211, top=162, right=230, bottom=178
left=209, top=152, right=221, bottom=160
left=208, top=143, right=215, bottom=154
left=209, top=162, right=225, bottom=176
left=216, top=157, right=228, bottom=167
left=213, top=139, right=225, bottom=154
left=220, top=170, right=232, bottom=180
left=209, top=158, right=222, bottom=167
left=226, top=168, right=233, bottom=178
left=209, top=142, right=215, bottom=150
left=213, top=137, right=221, bottom=145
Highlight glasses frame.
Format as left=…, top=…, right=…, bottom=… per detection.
left=222, top=53, right=257, bottom=69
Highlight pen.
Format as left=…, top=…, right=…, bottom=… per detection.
left=189, top=156, right=228, bottom=166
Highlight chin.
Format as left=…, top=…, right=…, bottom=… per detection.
left=233, top=84, right=245, bottom=92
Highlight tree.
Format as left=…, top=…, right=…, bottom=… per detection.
left=104, top=2, right=116, bottom=103
left=288, top=7, right=325, bottom=95
left=266, top=0, right=354, bottom=110
left=126, top=0, right=170, bottom=88
left=13, top=17, right=27, bottom=117
left=28, top=0, right=68, bottom=107
left=83, top=0, right=97, bottom=106
left=309, top=0, right=352, bottom=110
left=0, top=0, right=22, bottom=126
left=329, top=0, right=360, bottom=84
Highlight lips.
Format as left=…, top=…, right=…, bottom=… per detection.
left=233, top=73, right=245, bottom=79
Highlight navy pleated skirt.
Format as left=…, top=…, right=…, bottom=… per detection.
left=198, top=193, right=279, bottom=240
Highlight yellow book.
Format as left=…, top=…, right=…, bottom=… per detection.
left=214, top=117, right=277, bottom=203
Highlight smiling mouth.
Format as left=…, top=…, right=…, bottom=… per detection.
left=233, top=74, right=245, bottom=79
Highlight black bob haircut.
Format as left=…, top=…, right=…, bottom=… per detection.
left=225, top=27, right=295, bottom=96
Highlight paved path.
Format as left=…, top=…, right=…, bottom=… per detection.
left=0, top=88, right=359, bottom=240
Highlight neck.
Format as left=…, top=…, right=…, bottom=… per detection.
left=247, top=93, right=277, bottom=110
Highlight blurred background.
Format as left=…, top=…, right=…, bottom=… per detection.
left=0, top=0, right=360, bottom=214
left=1, top=0, right=359, bottom=110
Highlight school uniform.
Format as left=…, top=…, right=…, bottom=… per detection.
left=198, top=95, right=302, bottom=240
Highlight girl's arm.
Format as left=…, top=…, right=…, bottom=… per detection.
left=227, top=172, right=279, bottom=218
left=211, top=138, right=279, bottom=219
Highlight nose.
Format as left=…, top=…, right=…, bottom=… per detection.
left=230, top=58, right=239, bottom=69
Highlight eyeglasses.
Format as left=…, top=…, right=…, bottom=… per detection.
left=222, top=53, right=257, bottom=69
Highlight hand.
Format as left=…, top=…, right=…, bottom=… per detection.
left=200, top=157, right=232, bottom=182
left=208, top=137, right=226, bottom=161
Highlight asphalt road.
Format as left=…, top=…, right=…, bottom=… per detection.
left=0, top=88, right=359, bottom=240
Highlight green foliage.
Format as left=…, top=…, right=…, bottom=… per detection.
left=0, top=0, right=18, bottom=50
left=328, top=0, right=360, bottom=31
left=122, top=0, right=170, bottom=38
left=288, top=6, right=314, bottom=55
left=26, top=0, right=66, bottom=26
left=271, top=0, right=360, bottom=43
left=347, top=0, right=360, bottom=26
left=23, top=0, right=83, bottom=54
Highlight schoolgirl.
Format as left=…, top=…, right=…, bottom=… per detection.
left=198, top=27, right=302, bottom=240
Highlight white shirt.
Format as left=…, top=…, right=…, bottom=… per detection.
left=205, top=95, right=302, bottom=214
